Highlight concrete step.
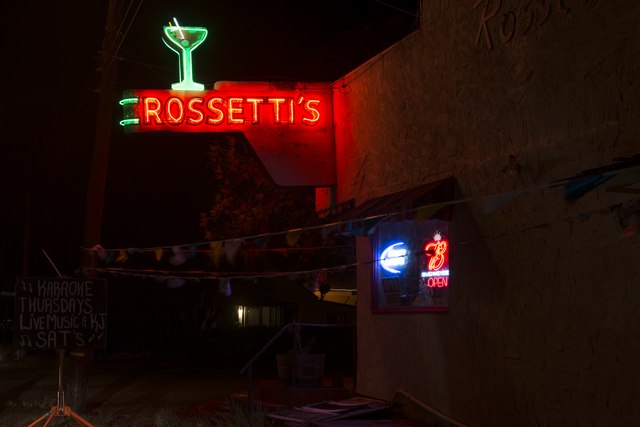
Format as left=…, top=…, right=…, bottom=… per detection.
left=232, top=376, right=355, bottom=409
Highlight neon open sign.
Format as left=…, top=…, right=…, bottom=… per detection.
left=375, top=221, right=450, bottom=312
left=118, top=22, right=336, bottom=186
left=422, top=232, right=449, bottom=288
left=378, top=232, right=449, bottom=287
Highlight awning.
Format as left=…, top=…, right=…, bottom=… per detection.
left=334, top=176, right=455, bottom=225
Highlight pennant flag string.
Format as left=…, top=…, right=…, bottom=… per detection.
left=80, top=195, right=471, bottom=255
left=83, top=262, right=359, bottom=283
left=85, top=195, right=638, bottom=275
left=81, top=169, right=640, bottom=256
left=82, top=195, right=638, bottom=285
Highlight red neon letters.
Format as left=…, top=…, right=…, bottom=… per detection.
left=426, top=276, right=448, bottom=288
left=119, top=86, right=336, bottom=186
left=139, top=93, right=321, bottom=128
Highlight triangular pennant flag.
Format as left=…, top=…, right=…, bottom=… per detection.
left=309, top=270, right=328, bottom=293
left=218, top=278, right=232, bottom=296
left=105, top=251, right=116, bottom=264
left=321, top=223, right=338, bottom=240
left=414, top=203, right=446, bottom=221
left=115, top=250, right=129, bottom=263
left=224, top=239, right=243, bottom=265
left=622, top=224, right=639, bottom=237
left=347, top=217, right=383, bottom=236
left=286, top=229, right=303, bottom=247
left=91, top=244, right=107, bottom=260
left=308, top=272, right=320, bottom=292
left=254, top=236, right=269, bottom=248
left=209, top=241, right=224, bottom=267
left=564, top=175, right=612, bottom=199
left=611, top=199, right=640, bottom=237
left=169, top=246, right=187, bottom=266
left=187, top=244, right=198, bottom=259
left=364, top=217, right=383, bottom=235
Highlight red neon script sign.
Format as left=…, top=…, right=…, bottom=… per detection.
left=424, top=232, right=449, bottom=288
left=425, top=240, right=448, bottom=271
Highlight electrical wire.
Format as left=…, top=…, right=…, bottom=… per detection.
left=67, top=0, right=145, bottom=135
left=83, top=194, right=636, bottom=284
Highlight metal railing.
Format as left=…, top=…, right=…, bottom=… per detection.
left=240, top=321, right=354, bottom=413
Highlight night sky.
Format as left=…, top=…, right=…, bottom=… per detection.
left=3, top=1, right=418, bottom=286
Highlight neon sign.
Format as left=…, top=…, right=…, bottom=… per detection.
left=120, top=90, right=324, bottom=130
left=162, top=20, right=208, bottom=91
left=118, top=22, right=336, bottom=186
left=380, top=242, right=408, bottom=274
left=378, top=232, right=449, bottom=280
left=423, top=231, right=449, bottom=288
left=375, top=221, right=450, bottom=312
left=425, top=232, right=448, bottom=271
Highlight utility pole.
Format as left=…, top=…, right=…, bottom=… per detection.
left=22, top=192, right=30, bottom=276
left=71, top=0, right=122, bottom=413
left=83, top=0, right=122, bottom=257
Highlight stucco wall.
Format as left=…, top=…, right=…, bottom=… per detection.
left=333, top=1, right=639, bottom=425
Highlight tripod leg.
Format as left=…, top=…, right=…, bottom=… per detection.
left=69, top=408, right=95, bottom=427
left=41, top=410, right=58, bottom=427
left=26, top=411, right=50, bottom=427
left=42, top=414, right=56, bottom=427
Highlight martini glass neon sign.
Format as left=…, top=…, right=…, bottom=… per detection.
left=162, top=19, right=208, bottom=91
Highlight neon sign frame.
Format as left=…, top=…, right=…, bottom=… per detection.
left=373, top=219, right=450, bottom=313
left=117, top=23, right=336, bottom=187
left=379, top=242, right=409, bottom=274
left=119, top=89, right=326, bottom=131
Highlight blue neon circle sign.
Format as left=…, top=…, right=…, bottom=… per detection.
left=380, top=242, right=408, bottom=274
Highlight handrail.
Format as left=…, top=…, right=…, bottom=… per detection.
left=393, top=389, right=468, bottom=427
left=240, top=321, right=353, bottom=374
left=240, top=321, right=354, bottom=414
left=239, top=322, right=293, bottom=374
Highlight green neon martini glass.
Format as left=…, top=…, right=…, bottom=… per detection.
left=163, top=25, right=208, bottom=91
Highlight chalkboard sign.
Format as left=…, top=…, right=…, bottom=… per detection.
left=14, top=277, right=107, bottom=349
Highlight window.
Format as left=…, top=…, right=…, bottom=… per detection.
left=235, top=305, right=284, bottom=327
left=373, top=219, right=449, bottom=313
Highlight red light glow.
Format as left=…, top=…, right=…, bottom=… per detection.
left=119, top=84, right=336, bottom=186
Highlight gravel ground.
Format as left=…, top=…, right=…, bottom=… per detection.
left=0, top=351, right=262, bottom=427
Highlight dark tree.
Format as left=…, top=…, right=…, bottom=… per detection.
left=200, top=135, right=318, bottom=242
